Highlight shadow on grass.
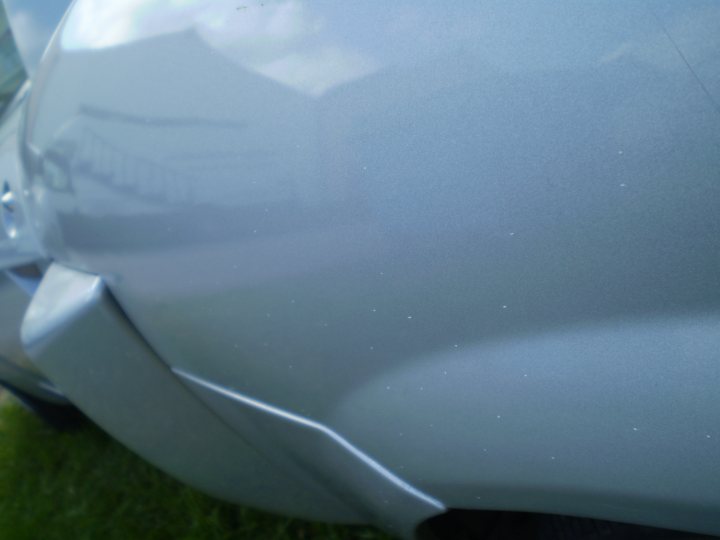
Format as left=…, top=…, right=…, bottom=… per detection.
left=0, top=402, right=392, bottom=540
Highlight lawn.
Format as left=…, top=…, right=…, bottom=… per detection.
left=0, top=400, right=391, bottom=540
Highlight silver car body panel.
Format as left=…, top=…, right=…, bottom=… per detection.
left=175, top=367, right=443, bottom=537
left=0, top=273, right=64, bottom=403
left=21, top=262, right=363, bottom=524
left=1, top=0, right=720, bottom=536
left=0, top=76, right=61, bottom=402
left=0, top=84, right=43, bottom=269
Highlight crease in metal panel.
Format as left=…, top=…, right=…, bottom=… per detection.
left=19, top=262, right=362, bottom=522
left=18, top=262, right=445, bottom=536
left=173, top=367, right=445, bottom=537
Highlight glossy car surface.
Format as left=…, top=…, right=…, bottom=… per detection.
left=1, top=1, right=720, bottom=538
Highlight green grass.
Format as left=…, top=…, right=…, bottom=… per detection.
left=0, top=401, right=391, bottom=540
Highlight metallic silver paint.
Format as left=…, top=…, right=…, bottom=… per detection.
left=175, top=367, right=443, bottom=537
left=0, top=272, right=64, bottom=402
left=6, top=0, right=720, bottom=536
left=0, top=77, right=58, bottom=401
left=22, top=262, right=361, bottom=523
left=0, top=85, right=42, bottom=270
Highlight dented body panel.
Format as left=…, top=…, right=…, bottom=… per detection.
left=2, top=1, right=720, bottom=536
